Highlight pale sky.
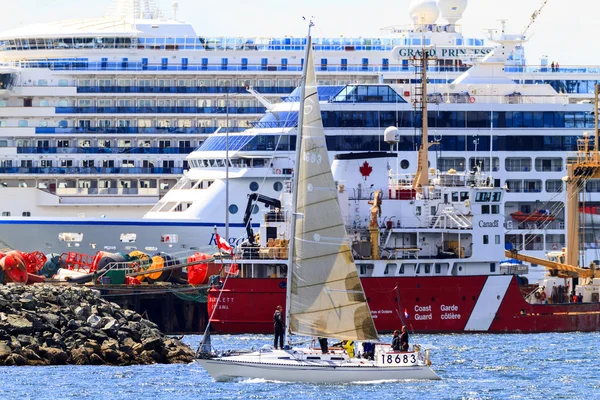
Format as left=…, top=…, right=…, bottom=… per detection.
left=0, top=0, right=595, bottom=65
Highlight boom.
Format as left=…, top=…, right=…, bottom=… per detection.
left=243, top=193, right=281, bottom=246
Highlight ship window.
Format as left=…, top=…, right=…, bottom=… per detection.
left=38, top=79, right=48, bottom=86
left=229, top=204, right=238, bottom=214
left=120, top=233, right=137, bottom=243
left=39, top=100, right=49, bottom=107
left=22, top=212, right=31, bottom=217
left=422, top=264, right=431, bottom=274
left=58, top=232, right=83, bottom=242
left=491, top=205, right=500, bottom=214
left=490, top=263, right=496, bottom=273
left=482, top=205, right=490, bottom=214
left=460, top=192, right=469, bottom=201
left=415, top=206, right=421, bottom=216
left=1, top=212, right=10, bottom=216
left=18, top=120, right=28, bottom=127
left=400, top=160, right=409, bottom=169
left=252, top=204, right=260, bottom=214
left=249, top=181, right=259, bottom=191
left=161, top=234, right=178, bottom=243
left=0, top=140, right=7, bottom=147
left=435, top=264, right=441, bottom=274
left=483, top=235, right=489, bottom=245
left=384, top=263, right=397, bottom=275
left=399, top=265, right=405, bottom=274
left=58, top=79, right=68, bottom=87
left=145, top=246, right=158, bottom=252
left=273, top=181, right=283, bottom=192
left=495, top=235, right=501, bottom=245
left=475, top=192, right=491, bottom=202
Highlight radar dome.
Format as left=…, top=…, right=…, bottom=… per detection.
left=409, top=0, right=440, bottom=25
left=436, top=0, right=467, bottom=25
left=384, top=126, right=400, bottom=145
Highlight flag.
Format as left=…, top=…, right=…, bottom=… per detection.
left=404, top=308, right=410, bottom=320
left=215, top=233, right=233, bottom=254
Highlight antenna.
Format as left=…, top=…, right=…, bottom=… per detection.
left=172, top=1, right=179, bottom=20
left=521, top=0, right=550, bottom=39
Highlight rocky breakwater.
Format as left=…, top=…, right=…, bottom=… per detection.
left=0, top=284, right=195, bottom=366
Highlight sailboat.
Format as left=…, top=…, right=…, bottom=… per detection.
left=197, top=24, right=440, bottom=383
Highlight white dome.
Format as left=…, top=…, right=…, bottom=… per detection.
left=436, top=0, right=467, bottom=25
left=408, top=0, right=440, bottom=25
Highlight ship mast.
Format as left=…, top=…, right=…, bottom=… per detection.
left=565, top=83, right=600, bottom=267
left=412, top=48, right=435, bottom=190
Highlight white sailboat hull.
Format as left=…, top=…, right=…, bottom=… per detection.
left=198, top=350, right=440, bottom=383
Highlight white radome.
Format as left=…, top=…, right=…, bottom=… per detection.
left=436, top=0, right=468, bottom=25
left=408, top=0, right=440, bottom=25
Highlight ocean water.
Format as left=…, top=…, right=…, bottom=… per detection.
left=1, top=333, right=599, bottom=400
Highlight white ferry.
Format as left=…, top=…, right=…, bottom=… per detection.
left=1, top=0, right=599, bottom=270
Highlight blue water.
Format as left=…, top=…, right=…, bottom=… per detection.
left=1, top=333, right=598, bottom=400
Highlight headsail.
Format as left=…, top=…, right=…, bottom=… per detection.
left=288, top=38, right=378, bottom=341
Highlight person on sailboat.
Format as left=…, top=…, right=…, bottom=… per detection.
left=400, top=326, right=409, bottom=352
left=318, top=337, right=328, bottom=354
left=391, top=330, right=401, bottom=351
left=342, top=340, right=355, bottom=358
left=273, top=305, right=284, bottom=349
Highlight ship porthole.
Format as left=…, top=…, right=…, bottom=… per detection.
left=416, top=284, right=420, bottom=288
left=462, top=296, right=466, bottom=301
left=228, top=204, right=238, bottom=214
left=497, top=295, right=501, bottom=300
left=472, top=296, right=476, bottom=301
left=431, top=297, right=435, bottom=302
left=273, top=181, right=283, bottom=191
left=400, top=160, right=409, bottom=170
left=249, top=181, right=259, bottom=191
left=415, top=297, right=420, bottom=302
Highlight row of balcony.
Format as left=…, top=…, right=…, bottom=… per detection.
left=0, top=167, right=184, bottom=175
left=16, top=147, right=195, bottom=154
left=76, top=86, right=295, bottom=94
left=55, top=106, right=267, bottom=114
left=34, top=127, right=246, bottom=134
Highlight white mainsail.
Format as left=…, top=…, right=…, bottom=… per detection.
left=288, top=38, right=378, bottom=341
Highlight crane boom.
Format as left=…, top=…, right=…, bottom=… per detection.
left=521, top=0, right=550, bottom=39
left=505, top=250, right=600, bottom=279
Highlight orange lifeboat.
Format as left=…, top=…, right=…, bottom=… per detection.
left=510, top=210, right=555, bottom=222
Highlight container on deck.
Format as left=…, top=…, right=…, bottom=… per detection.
left=104, top=269, right=126, bottom=285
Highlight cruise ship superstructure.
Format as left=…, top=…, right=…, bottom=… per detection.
left=2, top=0, right=600, bottom=271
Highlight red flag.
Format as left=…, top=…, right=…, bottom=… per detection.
left=215, top=233, right=233, bottom=254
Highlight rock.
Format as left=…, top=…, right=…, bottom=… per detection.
left=142, top=333, right=162, bottom=351
left=5, top=353, right=29, bottom=366
left=86, top=314, right=103, bottom=329
left=19, top=298, right=36, bottom=311
left=5, top=315, right=33, bottom=333
left=70, top=346, right=89, bottom=365
left=39, top=347, right=68, bottom=365
left=89, top=353, right=104, bottom=365
left=101, top=318, right=119, bottom=336
left=0, top=341, right=11, bottom=360
left=67, top=319, right=82, bottom=330
left=73, top=306, right=86, bottom=319
left=140, top=319, right=159, bottom=331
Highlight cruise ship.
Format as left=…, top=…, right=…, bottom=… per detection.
left=2, top=0, right=600, bottom=268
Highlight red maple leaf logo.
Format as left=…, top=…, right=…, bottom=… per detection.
left=359, top=161, right=372, bottom=177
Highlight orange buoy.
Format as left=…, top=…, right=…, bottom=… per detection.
left=187, top=253, right=221, bottom=285
left=0, top=251, right=28, bottom=283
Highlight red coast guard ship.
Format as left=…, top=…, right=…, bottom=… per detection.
left=206, top=54, right=600, bottom=334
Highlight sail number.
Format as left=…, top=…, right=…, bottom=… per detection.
left=303, top=151, right=322, bottom=165
left=380, top=353, right=417, bottom=366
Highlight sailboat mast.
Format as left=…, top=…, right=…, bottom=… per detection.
left=285, top=23, right=313, bottom=343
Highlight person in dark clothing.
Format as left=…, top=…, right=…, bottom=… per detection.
left=400, top=325, right=409, bottom=352
left=318, top=337, right=328, bottom=354
left=362, top=342, right=375, bottom=360
left=391, top=330, right=401, bottom=351
left=273, top=305, right=284, bottom=349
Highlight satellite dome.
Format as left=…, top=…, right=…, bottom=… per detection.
left=436, top=0, right=467, bottom=25
left=408, top=0, right=440, bottom=25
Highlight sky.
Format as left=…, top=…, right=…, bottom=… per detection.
left=0, top=0, right=595, bottom=65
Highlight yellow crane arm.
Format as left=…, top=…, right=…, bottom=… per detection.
left=504, top=250, right=600, bottom=279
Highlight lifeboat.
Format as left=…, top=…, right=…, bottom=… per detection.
left=510, top=210, right=555, bottom=222
left=580, top=206, right=600, bottom=226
